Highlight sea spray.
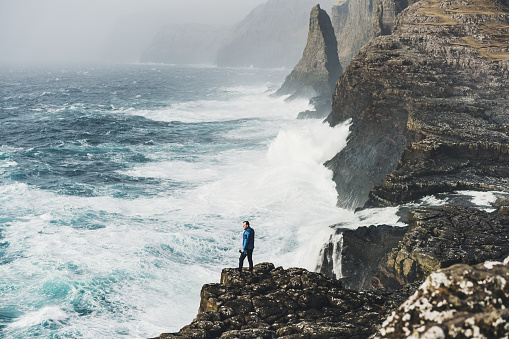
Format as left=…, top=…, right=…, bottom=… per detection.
left=0, top=64, right=353, bottom=337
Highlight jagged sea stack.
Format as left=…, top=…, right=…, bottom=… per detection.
left=325, top=0, right=509, bottom=209
left=276, top=4, right=342, bottom=101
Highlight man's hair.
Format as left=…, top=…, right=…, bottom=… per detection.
left=243, top=221, right=250, bottom=226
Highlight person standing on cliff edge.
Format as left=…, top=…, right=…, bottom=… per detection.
left=239, top=221, right=254, bottom=272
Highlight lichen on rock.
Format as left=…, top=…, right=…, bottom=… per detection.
left=376, top=257, right=509, bottom=338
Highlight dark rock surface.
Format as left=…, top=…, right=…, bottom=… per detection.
left=326, top=0, right=509, bottom=209
left=318, top=225, right=408, bottom=290
left=153, top=263, right=414, bottom=338
left=276, top=4, right=342, bottom=102
left=374, top=205, right=509, bottom=289
left=376, top=257, right=509, bottom=338
left=296, top=96, right=333, bottom=119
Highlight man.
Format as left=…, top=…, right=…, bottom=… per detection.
left=239, top=220, right=254, bottom=272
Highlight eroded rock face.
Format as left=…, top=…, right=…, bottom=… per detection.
left=374, top=205, right=509, bottom=289
left=154, top=263, right=413, bottom=338
left=376, top=257, right=509, bottom=338
left=326, top=0, right=509, bottom=209
left=331, top=0, right=414, bottom=68
left=317, top=225, right=408, bottom=290
left=276, top=4, right=342, bottom=100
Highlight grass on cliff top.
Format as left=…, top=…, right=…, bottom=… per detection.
left=415, top=0, right=509, bottom=61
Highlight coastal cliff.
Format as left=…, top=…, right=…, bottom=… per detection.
left=154, top=258, right=509, bottom=338
left=331, top=0, right=412, bottom=68
left=153, top=263, right=414, bottom=338
left=326, top=0, right=509, bottom=209
left=276, top=4, right=342, bottom=101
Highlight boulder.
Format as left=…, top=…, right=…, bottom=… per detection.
left=376, top=257, right=509, bottom=338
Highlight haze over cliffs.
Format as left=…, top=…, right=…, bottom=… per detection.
left=140, top=24, right=230, bottom=65
left=142, top=0, right=337, bottom=68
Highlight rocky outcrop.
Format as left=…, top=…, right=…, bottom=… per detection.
left=154, top=263, right=414, bottom=338
left=216, top=0, right=337, bottom=68
left=374, top=205, right=509, bottom=289
left=276, top=4, right=342, bottom=103
left=326, top=0, right=509, bottom=209
left=317, top=225, right=408, bottom=290
left=376, top=257, right=509, bottom=338
left=276, top=4, right=342, bottom=119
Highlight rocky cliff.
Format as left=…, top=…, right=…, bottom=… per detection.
left=317, top=225, right=408, bottom=290
left=374, top=205, right=509, bottom=289
left=153, top=263, right=414, bottom=338
left=331, top=0, right=412, bottom=68
left=154, top=258, right=509, bottom=338
left=326, top=0, right=509, bottom=209
left=276, top=4, right=342, bottom=102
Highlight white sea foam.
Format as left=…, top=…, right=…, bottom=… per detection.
left=10, top=306, right=69, bottom=329
left=124, top=85, right=312, bottom=123
left=0, top=91, right=350, bottom=337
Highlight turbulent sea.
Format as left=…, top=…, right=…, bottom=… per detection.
left=0, top=64, right=356, bottom=338
left=1, top=64, right=503, bottom=338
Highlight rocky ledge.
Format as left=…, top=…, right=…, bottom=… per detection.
left=325, top=0, right=509, bottom=209
left=374, top=205, right=509, bottom=289
left=154, top=263, right=413, bottom=338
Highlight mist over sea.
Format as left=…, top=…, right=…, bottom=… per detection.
left=0, top=64, right=355, bottom=337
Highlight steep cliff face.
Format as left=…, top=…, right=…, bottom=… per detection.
left=331, top=0, right=412, bottom=68
left=318, top=225, right=408, bottom=290
left=276, top=4, right=342, bottom=100
left=326, top=0, right=509, bottom=209
left=216, top=0, right=337, bottom=68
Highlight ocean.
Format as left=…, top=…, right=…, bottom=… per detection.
left=1, top=63, right=504, bottom=338
left=0, top=64, right=357, bottom=338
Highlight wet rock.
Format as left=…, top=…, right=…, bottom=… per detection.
left=374, top=205, right=509, bottom=289
left=154, top=263, right=413, bottom=338
left=318, top=225, right=408, bottom=290
left=376, top=257, right=509, bottom=338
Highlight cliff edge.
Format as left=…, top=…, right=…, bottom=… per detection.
left=326, top=0, right=509, bottom=209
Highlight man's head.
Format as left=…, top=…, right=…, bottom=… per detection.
left=243, top=221, right=249, bottom=229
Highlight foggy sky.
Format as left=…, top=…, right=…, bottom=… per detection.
left=0, top=0, right=267, bottom=64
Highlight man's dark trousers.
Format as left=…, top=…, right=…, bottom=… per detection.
left=239, top=249, right=253, bottom=272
